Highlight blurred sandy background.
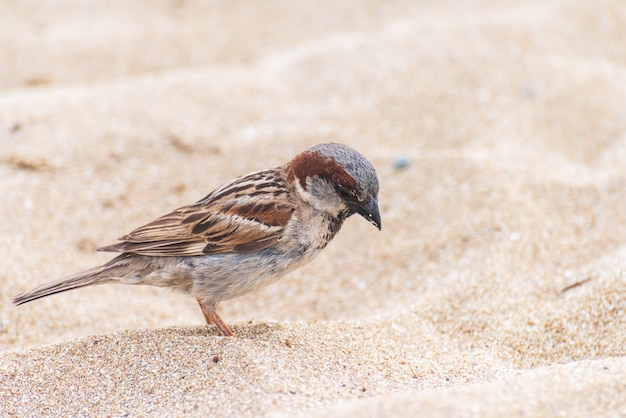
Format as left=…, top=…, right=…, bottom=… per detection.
left=1, top=0, right=625, bottom=416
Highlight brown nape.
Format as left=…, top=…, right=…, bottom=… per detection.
left=197, top=300, right=235, bottom=337
left=286, top=150, right=356, bottom=190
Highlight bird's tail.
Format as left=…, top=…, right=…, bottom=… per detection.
left=13, top=264, right=116, bottom=306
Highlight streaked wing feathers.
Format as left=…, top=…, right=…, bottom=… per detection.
left=98, top=169, right=294, bottom=256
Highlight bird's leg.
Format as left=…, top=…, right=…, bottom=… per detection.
left=208, top=311, right=235, bottom=337
left=197, top=300, right=235, bottom=337
left=197, top=300, right=214, bottom=325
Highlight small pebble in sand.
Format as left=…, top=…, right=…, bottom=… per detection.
left=393, top=156, right=411, bottom=170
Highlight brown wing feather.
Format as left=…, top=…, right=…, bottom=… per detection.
left=98, top=168, right=295, bottom=256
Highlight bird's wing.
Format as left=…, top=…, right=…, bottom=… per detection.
left=98, top=168, right=295, bottom=256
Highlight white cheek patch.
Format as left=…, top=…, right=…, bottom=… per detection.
left=294, top=179, right=314, bottom=203
left=295, top=176, right=347, bottom=215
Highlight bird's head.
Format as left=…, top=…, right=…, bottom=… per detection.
left=287, top=143, right=381, bottom=230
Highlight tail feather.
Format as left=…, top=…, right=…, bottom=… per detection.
left=13, top=265, right=114, bottom=306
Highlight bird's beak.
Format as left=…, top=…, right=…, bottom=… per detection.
left=354, top=198, right=381, bottom=230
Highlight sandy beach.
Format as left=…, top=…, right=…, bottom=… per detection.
left=1, top=0, right=625, bottom=416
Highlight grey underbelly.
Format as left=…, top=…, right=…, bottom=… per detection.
left=141, top=246, right=320, bottom=304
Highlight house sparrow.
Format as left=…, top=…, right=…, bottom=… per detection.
left=13, top=143, right=381, bottom=336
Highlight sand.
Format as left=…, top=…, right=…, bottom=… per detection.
left=1, top=0, right=625, bottom=416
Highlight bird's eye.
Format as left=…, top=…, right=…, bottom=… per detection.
left=336, top=184, right=360, bottom=201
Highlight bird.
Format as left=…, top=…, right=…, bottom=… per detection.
left=13, top=143, right=381, bottom=337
